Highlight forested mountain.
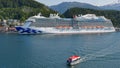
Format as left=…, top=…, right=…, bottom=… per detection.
left=0, top=0, right=56, bottom=21
left=50, top=2, right=101, bottom=14
left=0, top=0, right=45, bottom=8
left=63, top=8, right=120, bottom=27
left=0, top=0, right=120, bottom=27
left=100, top=3, right=120, bottom=11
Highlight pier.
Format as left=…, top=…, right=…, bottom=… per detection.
left=115, top=28, right=120, bottom=32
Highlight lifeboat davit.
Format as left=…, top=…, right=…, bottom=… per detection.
left=67, top=55, right=81, bottom=66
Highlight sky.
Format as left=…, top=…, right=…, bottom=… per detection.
left=36, top=0, right=118, bottom=6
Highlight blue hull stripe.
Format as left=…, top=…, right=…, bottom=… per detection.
left=15, top=27, right=42, bottom=34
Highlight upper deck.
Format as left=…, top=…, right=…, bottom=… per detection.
left=25, top=13, right=114, bottom=28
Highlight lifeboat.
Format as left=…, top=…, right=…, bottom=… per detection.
left=67, top=55, right=81, bottom=66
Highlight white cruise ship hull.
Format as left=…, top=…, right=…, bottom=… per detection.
left=15, top=13, right=116, bottom=34
left=15, top=26, right=115, bottom=34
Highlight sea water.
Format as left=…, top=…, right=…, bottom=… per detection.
left=0, top=32, right=120, bottom=68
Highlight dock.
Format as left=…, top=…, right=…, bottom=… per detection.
left=115, top=28, right=120, bottom=32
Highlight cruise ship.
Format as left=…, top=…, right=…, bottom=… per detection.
left=15, top=13, right=115, bottom=34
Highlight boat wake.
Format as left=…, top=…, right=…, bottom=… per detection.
left=79, top=40, right=120, bottom=63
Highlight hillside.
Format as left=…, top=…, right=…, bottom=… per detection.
left=100, top=3, right=120, bottom=11
left=0, top=0, right=56, bottom=21
left=63, top=8, right=120, bottom=27
left=0, top=0, right=45, bottom=8
left=50, top=2, right=101, bottom=14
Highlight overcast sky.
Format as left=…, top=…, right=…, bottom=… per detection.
left=35, top=0, right=118, bottom=6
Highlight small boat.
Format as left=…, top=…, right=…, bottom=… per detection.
left=67, top=55, right=81, bottom=66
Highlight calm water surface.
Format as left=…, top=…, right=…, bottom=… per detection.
left=0, top=32, right=120, bottom=68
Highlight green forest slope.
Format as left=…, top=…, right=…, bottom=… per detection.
left=0, top=0, right=56, bottom=21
